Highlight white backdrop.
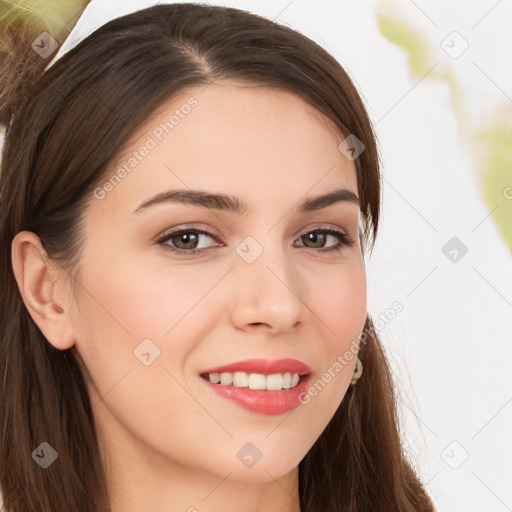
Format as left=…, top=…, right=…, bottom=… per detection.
left=1, top=1, right=511, bottom=511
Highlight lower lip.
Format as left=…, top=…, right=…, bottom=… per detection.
left=200, top=374, right=312, bottom=415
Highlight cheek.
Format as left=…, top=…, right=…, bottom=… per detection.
left=287, top=261, right=366, bottom=453
left=77, top=251, right=221, bottom=340
left=71, top=251, right=230, bottom=397
left=310, top=260, right=367, bottom=351
left=69, top=256, right=213, bottom=454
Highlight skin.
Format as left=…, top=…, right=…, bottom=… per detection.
left=12, top=81, right=367, bottom=512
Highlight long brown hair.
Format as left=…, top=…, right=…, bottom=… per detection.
left=0, top=3, right=435, bottom=511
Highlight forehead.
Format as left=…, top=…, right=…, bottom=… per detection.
left=90, top=81, right=357, bottom=221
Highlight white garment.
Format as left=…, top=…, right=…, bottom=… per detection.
left=44, top=0, right=211, bottom=72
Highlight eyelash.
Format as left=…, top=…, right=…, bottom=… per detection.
left=155, top=225, right=356, bottom=256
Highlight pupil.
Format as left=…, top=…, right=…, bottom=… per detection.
left=177, top=233, right=197, bottom=248
left=306, top=232, right=325, bottom=248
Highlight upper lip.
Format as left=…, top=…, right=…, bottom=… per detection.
left=200, top=358, right=311, bottom=376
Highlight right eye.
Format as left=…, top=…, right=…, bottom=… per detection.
left=156, top=228, right=222, bottom=255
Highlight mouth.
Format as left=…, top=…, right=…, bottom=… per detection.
left=198, top=358, right=312, bottom=415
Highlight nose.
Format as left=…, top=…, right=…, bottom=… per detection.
left=229, top=238, right=304, bottom=335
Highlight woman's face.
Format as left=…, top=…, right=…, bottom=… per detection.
left=56, top=82, right=367, bottom=486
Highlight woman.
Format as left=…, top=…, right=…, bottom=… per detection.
left=0, top=2, right=436, bottom=511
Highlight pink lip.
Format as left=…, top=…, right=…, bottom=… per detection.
left=200, top=374, right=312, bottom=415
left=199, top=358, right=312, bottom=415
left=200, top=358, right=311, bottom=376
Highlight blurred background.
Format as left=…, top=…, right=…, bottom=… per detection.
left=1, top=1, right=511, bottom=511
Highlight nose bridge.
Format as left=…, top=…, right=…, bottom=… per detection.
left=229, top=230, right=304, bottom=331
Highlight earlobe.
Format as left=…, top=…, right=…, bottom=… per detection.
left=11, top=231, right=76, bottom=351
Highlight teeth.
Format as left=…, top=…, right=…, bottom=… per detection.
left=220, top=372, right=232, bottom=385
left=248, top=373, right=266, bottom=390
left=233, top=371, right=248, bottom=387
left=206, top=371, right=303, bottom=390
left=267, top=373, right=284, bottom=390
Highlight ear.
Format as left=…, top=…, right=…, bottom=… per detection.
left=11, top=231, right=76, bottom=350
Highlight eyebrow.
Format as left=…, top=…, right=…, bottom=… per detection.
left=133, top=187, right=359, bottom=215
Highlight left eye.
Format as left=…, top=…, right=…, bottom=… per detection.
left=156, top=227, right=355, bottom=255
left=295, top=229, right=354, bottom=251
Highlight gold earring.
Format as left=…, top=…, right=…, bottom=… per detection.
left=350, top=358, right=363, bottom=385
